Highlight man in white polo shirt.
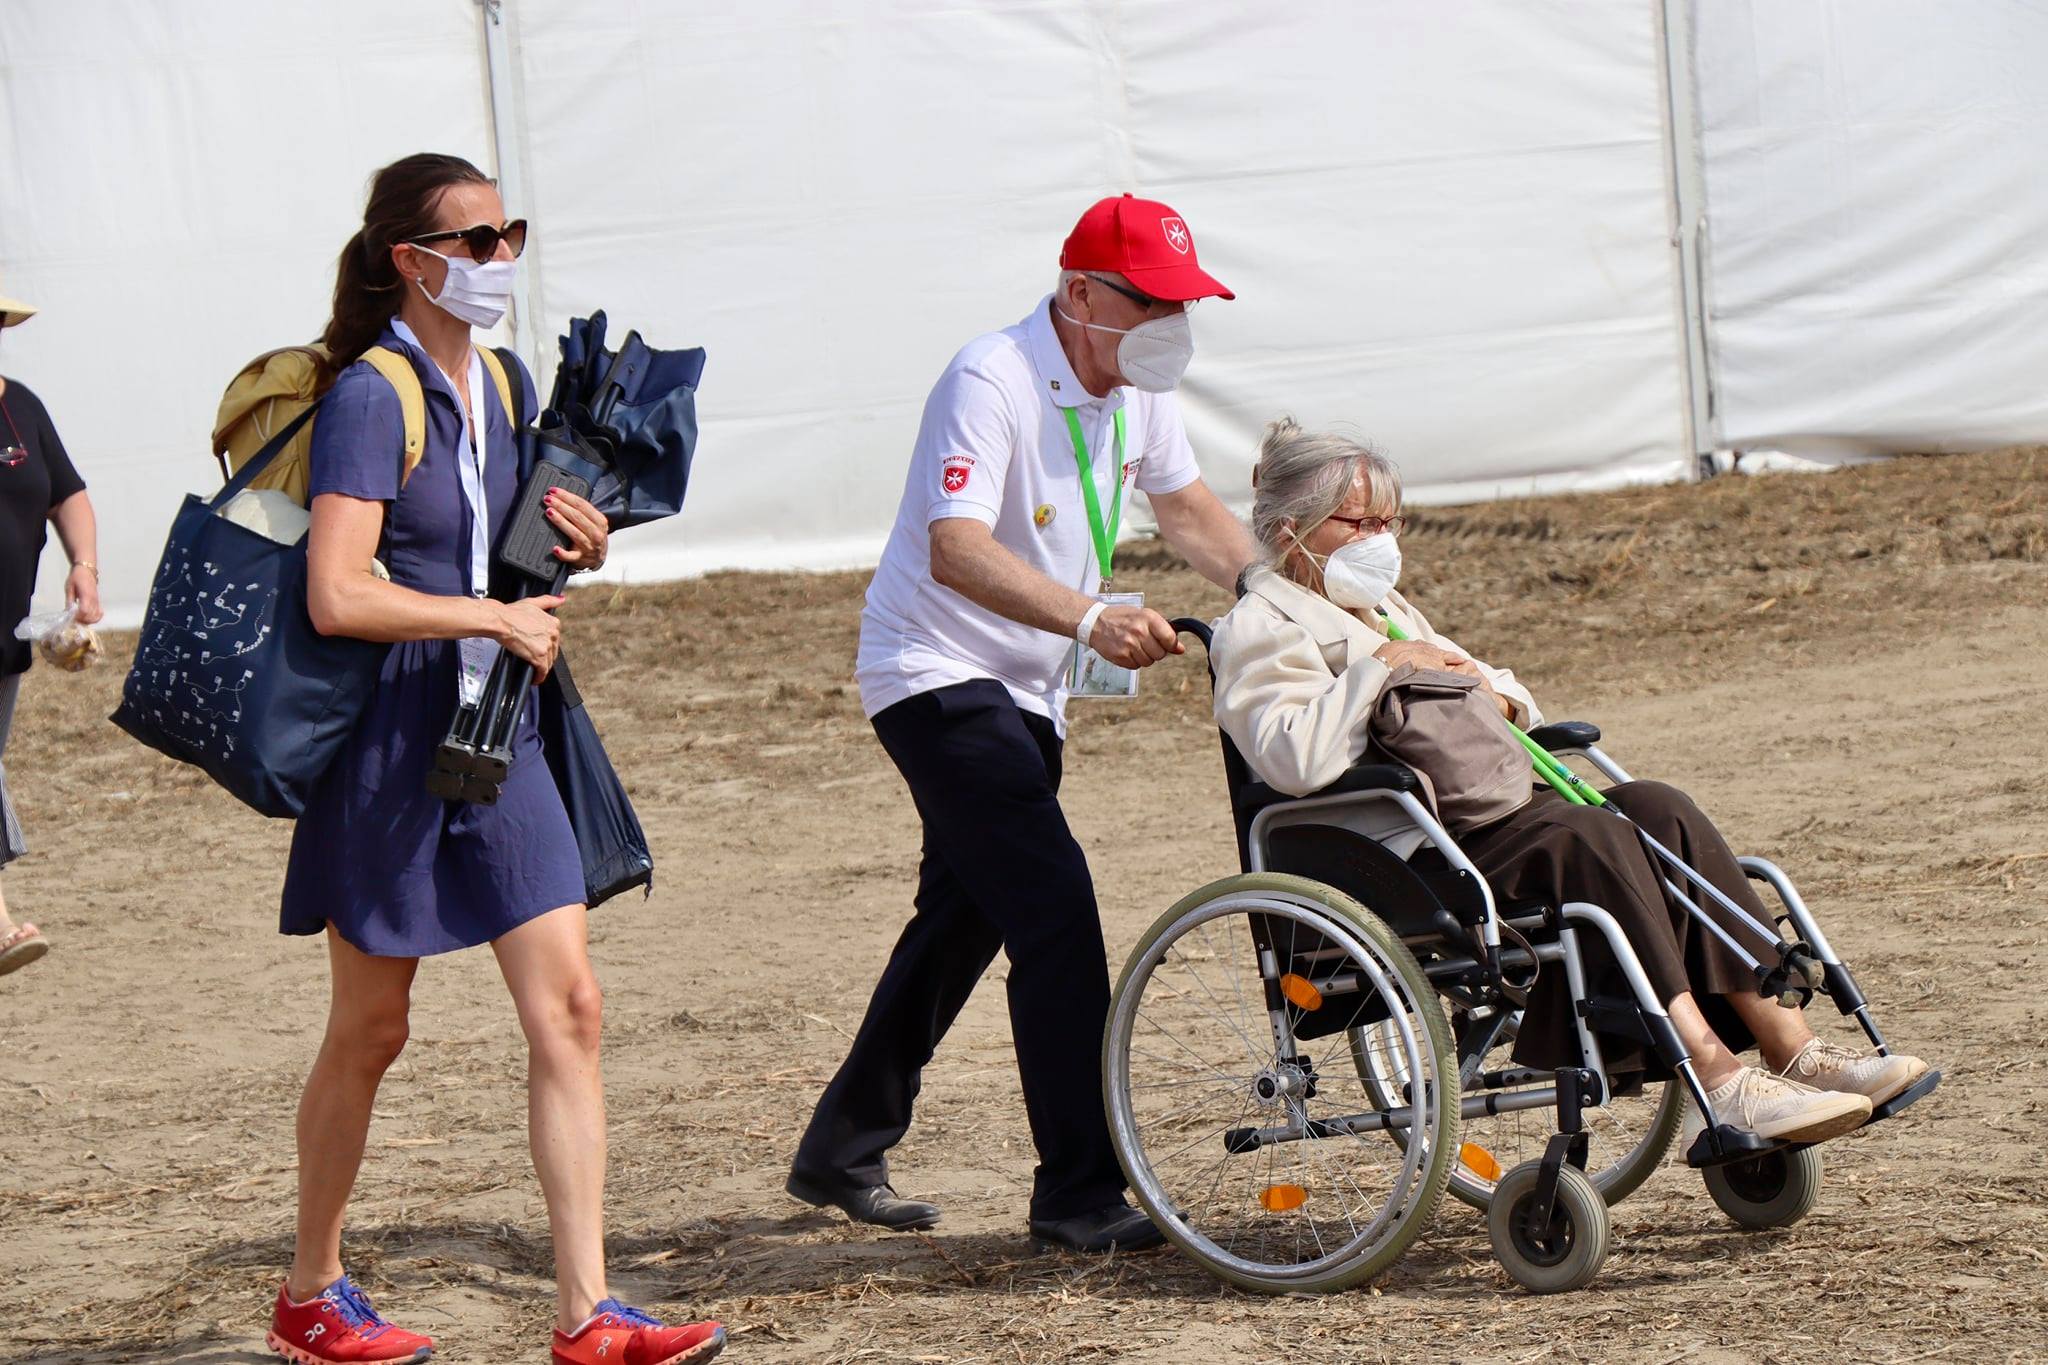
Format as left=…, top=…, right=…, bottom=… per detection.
left=788, top=195, right=1258, bottom=1254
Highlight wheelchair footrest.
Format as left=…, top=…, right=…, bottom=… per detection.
left=1683, top=1124, right=1802, bottom=1169
left=1868, top=1068, right=1940, bottom=1124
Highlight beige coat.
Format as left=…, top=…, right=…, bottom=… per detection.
left=1211, top=566, right=1542, bottom=800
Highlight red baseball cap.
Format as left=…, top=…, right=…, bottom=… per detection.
left=1060, top=193, right=1234, bottom=302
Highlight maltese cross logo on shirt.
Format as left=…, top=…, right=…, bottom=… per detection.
left=943, top=463, right=970, bottom=494
left=1161, top=216, right=1190, bottom=254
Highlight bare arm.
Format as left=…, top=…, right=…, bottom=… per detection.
left=1148, top=477, right=1258, bottom=593
left=929, top=517, right=1182, bottom=667
left=306, top=493, right=565, bottom=677
left=47, top=490, right=102, bottom=625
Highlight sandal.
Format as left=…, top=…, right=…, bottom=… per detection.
left=0, top=923, right=49, bottom=976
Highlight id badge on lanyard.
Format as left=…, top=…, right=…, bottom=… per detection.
left=450, top=350, right=500, bottom=707
left=1062, top=405, right=1139, bottom=699
left=1071, top=590, right=1143, bottom=698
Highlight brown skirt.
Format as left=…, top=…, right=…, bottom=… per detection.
left=1452, top=780, right=1787, bottom=1072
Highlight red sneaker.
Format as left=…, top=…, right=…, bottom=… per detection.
left=551, top=1299, right=726, bottom=1365
left=266, top=1276, right=434, bottom=1363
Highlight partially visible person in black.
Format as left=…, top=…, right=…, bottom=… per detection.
left=0, top=279, right=103, bottom=979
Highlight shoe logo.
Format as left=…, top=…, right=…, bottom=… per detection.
left=305, top=1323, right=326, bottom=1343
left=598, top=1334, right=613, bottom=1356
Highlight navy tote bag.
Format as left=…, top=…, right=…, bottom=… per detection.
left=111, top=406, right=387, bottom=817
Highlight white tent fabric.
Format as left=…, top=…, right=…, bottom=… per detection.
left=0, top=1, right=497, bottom=627
left=1693, top=0, right=2048, bottom=457
left=3, top=1, right=2041, bottom=625
left=506, top=0, right=1691, bottom=584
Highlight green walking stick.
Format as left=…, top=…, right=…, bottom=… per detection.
left=1376, top=613, right=1823, bottom=1000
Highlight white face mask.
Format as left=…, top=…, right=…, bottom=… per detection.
left=414, top=248, right=516, bottom=330
left=1293, top=529, right=1402, bottom=610
left=1054, top=302, right=1195, bottom=392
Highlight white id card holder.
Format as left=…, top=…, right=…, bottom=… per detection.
left=457, top=636, right=502, bottom=708
left=1070, top=591, right=1143, bottom=699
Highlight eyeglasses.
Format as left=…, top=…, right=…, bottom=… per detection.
left=1323, top=513, right=1406, bottom=538
left=1085, top=272, right=1195, bottom=314
left=406, top=218, right=528, bottom=261
left=0, top=447, right=25, bottom=469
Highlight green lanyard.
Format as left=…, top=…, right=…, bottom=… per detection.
left=1062, top=405, right=1127, bottom=591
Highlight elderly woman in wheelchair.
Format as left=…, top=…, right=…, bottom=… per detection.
left=1098, top=418, right=1934, bottom=1294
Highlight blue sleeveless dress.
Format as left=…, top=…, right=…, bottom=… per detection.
left=279, top=326, right=585, bottom=956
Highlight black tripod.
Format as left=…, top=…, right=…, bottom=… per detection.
left=428, top=333, right=651, bottom=805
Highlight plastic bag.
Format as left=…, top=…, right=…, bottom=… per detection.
left=13, top=603, right=102, bottom=672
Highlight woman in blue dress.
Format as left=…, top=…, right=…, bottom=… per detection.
left=270, top=154, right=724, bottom=1365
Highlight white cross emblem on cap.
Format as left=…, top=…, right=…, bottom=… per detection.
left=1162, top=217, right=1190, bottom=253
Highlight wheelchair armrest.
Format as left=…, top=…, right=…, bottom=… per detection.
left=1526, top=720, right=1601, bottom=752
left=1235, top=762, right=1421, bottom=819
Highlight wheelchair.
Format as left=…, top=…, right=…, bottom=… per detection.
left=1101, top=619, right=1939, bottom=1294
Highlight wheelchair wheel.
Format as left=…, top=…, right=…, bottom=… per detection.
left=1702, top=1145, right=1822, bottom=1229
left=1486, top=1160, right=1609, bottom=1294
left=1353, top=1008, right=1683, bottom=1211
left=1104, top=872, right=1458, bottom=1295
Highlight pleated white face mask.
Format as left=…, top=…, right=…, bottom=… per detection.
left=1295, top=529, right=1402, bottom=610
left=415, top=248, right=517, bottom=330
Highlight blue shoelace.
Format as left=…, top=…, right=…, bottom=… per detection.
left=592, top=1298, right=663, bottom=1330
left=325, top=1277, right=392, bottom=1339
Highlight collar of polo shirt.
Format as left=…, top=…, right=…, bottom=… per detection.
left=1028, top=295, right=1126, bottom=412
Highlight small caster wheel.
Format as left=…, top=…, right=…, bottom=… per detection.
left=1703, top=1144, right=1822, bottom=1229
left=1487, top=1160, right=1609, bottom=1294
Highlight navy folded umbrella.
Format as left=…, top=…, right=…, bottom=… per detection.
left=545, top=311, right=707, bottom=529
left=512, top=312, right=708, bottom=905
left=537, top=650, right=653, bottom=908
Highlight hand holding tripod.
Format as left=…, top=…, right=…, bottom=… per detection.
left=428, top=331, right=651, bottom=805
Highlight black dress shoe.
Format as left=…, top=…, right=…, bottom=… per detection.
left=1029, top=1203, right=1166, bottom=1254
left=786, top=1170, right=940, bottom=1231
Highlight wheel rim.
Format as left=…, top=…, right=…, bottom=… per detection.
left=1107, top=891, right=1449, bottom=1283
left=1720, top=1152, right=1790, bottom=1204
left=1354, top=1009, right=1678, bottom=1204
left=1508, top=1189, right=1576, bottom=1266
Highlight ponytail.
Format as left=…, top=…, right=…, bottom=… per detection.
left=319, top=153, right=492, bottom=380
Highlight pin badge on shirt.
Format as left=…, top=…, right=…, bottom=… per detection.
left=1034, top=503, right=1057, bottom=530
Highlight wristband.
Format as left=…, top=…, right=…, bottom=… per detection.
left=1075, top=600, right=1108, bottom=645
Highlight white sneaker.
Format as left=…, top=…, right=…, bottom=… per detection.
left=1682, top=1065, right=1873, bottom=1147
left=1777, top=1038, right=1928, bottom=1106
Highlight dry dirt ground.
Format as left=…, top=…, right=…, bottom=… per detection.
left=2, top=449, right=2045, bottom=1363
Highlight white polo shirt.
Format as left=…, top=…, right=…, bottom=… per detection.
left=856, top=295, right=1202, bottom=736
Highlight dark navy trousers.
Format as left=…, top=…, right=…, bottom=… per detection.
left=791, top=679, right=1125, bottom=1222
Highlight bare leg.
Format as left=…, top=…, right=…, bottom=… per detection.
left=288, top=929, right=420, bottom=1300
left=0, top=877, right=15, bottom=937
left=1668, top=992, right=1746, bottom=1089
left=1720, top=988, right=1819, bottom=1071
left=492, top=904, right=608, bottom=1331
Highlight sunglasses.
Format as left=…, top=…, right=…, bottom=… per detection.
left=1085, top=272, right=1196, bottom=313
left=406, top=218, right=528, bottom=261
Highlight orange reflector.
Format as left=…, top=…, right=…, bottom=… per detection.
left=1259, top=1183, right=1308, bottom=1212
left=1459, top=1143, right=1504, bottom=1181
left=1279, top=973, right=1323, bottom=1012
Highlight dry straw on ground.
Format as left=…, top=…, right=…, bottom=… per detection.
left=2, top=449, right=2044, bottom=1362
